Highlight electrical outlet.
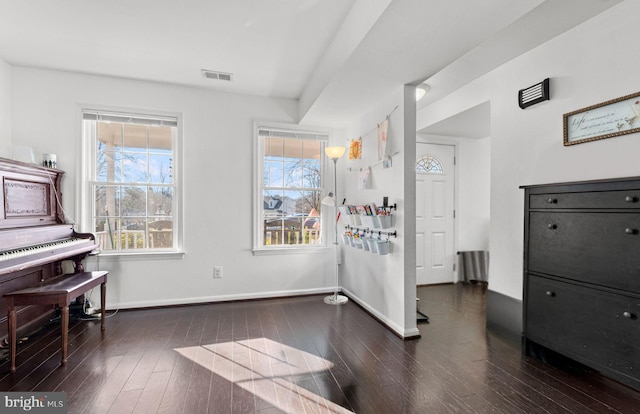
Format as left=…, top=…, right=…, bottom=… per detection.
left=213, top=266, right=223, bottom=278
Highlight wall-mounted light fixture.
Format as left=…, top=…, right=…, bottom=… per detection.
left=518, top=78, right=550, bottom=109
left=416, top=83, right=430, bottom=101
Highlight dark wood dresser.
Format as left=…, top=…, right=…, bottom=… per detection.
left=521, top=177, right=640, bottom=391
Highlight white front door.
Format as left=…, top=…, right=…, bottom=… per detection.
left=416, top=143, right=455, bottom=285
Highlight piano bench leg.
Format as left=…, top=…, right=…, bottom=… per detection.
left=100, top=282, right=106, bottom=331
left=8, top=306, right=16, bottom=373
left=60, top=305, right=69, bottom=366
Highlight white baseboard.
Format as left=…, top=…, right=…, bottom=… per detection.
left=106, top=287, right=335, bottom=310
left=342, top=287, right=420, bottom=339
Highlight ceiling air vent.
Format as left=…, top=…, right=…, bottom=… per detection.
left=518, top=78, right=550, bottom=109
left=201, top=69, right=233, bottom=81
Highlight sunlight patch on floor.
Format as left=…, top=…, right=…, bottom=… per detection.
left=175, top=337, right=353, bottom=413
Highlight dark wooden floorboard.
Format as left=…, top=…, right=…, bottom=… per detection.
left=2, top=283, right=640, bottom=413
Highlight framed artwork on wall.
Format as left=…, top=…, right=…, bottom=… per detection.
left=563, top=91, right=640, bottom=146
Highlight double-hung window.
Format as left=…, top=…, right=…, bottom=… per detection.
left=254, top=124, right=328, bottom=252
left=82, top=109, right=181, bottom=254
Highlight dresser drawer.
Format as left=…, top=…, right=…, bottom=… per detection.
left=526, top=275, right=640, bottom=379
left=528, top=211, right=640, bottom=291
left=530, top=190, right=640, bottom=209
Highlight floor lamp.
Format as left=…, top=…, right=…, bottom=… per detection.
left=322, top=146, right=348, bottom=305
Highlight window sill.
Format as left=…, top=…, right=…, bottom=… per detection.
left=252, top=246, right=330, bottom=256
left=95, top=251, right=185, bottom=261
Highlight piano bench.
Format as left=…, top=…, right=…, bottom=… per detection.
left=3, top=270, right=108, bottom=373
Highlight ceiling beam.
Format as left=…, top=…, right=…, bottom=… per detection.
left=297, top=0, right=394, bottom=125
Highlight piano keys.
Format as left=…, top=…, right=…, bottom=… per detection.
left=0, top=225, right=98, bottom=276
left=0, top=237, right=90, bottom=262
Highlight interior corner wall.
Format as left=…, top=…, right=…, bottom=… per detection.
left=0, top=59, right=11, bottom=157
left=456, top=136, right=490, bottom=252
left=417, top=0, right=640, bottom=303
left=9, top=66, right=336, bottom=309
left=337, top=86, right=418, bottom=337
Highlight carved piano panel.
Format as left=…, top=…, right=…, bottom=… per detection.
left=0, top=157, right=63, bottom=229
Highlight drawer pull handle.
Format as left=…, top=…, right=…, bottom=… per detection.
left=623, top=311, right=632, bottom=319
left=625, top=228, right=636, bottom=235
left=545, top=291, right=555, bottom=297
left=547, top=198, right=557, bottom=204
left=625, top=196, right=637, bottom=203
left=547, top=224, right=557, bottom=230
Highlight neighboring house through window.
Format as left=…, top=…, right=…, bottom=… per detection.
left=81, top=109, right=181, bottom=253
left=254, top=124, right=328, bottom=252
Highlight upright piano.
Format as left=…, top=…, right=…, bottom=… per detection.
left=0, top=157, right=98, bottom=347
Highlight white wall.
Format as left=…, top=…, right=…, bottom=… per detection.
left=337, top=85, right=418, bottom=337
left=457, top=136, right=491, bottom=252
left=418, top=0, right=640, bottom=300
left=10, top=67, right=336, bottom=309
left=0, top=59, right=11, bottom=157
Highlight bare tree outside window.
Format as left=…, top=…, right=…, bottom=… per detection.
left=85, top=112, right=177, bottom=251
left=262, top=135, right=324, bottom=246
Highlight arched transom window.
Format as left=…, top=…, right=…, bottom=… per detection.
left=416, top=155, right=444, bottom=174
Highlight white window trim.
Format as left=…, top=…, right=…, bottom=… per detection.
left=252, top=121, right=331, bottom=255
left=76, top=104, right=184, bottom=257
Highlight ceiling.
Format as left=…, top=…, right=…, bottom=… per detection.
left=0, top=0, right=622, bottom=130
left=418, top=101, right=491, bottom=139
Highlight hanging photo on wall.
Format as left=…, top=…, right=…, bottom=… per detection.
left=378, top=118, right=388, bottom=160
left=349, top=137, right=362, bottom=160
left=358, top=167, right=371, bottom=191
left=563, top=91, right=640, bottom=145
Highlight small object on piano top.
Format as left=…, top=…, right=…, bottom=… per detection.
left=42, top=153, right=57, bottom=169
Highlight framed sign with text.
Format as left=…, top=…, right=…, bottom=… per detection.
left=563, top=91, right=640, bottom=146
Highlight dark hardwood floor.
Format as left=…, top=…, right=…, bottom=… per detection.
left=2, top=283, right=640, bottom=413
